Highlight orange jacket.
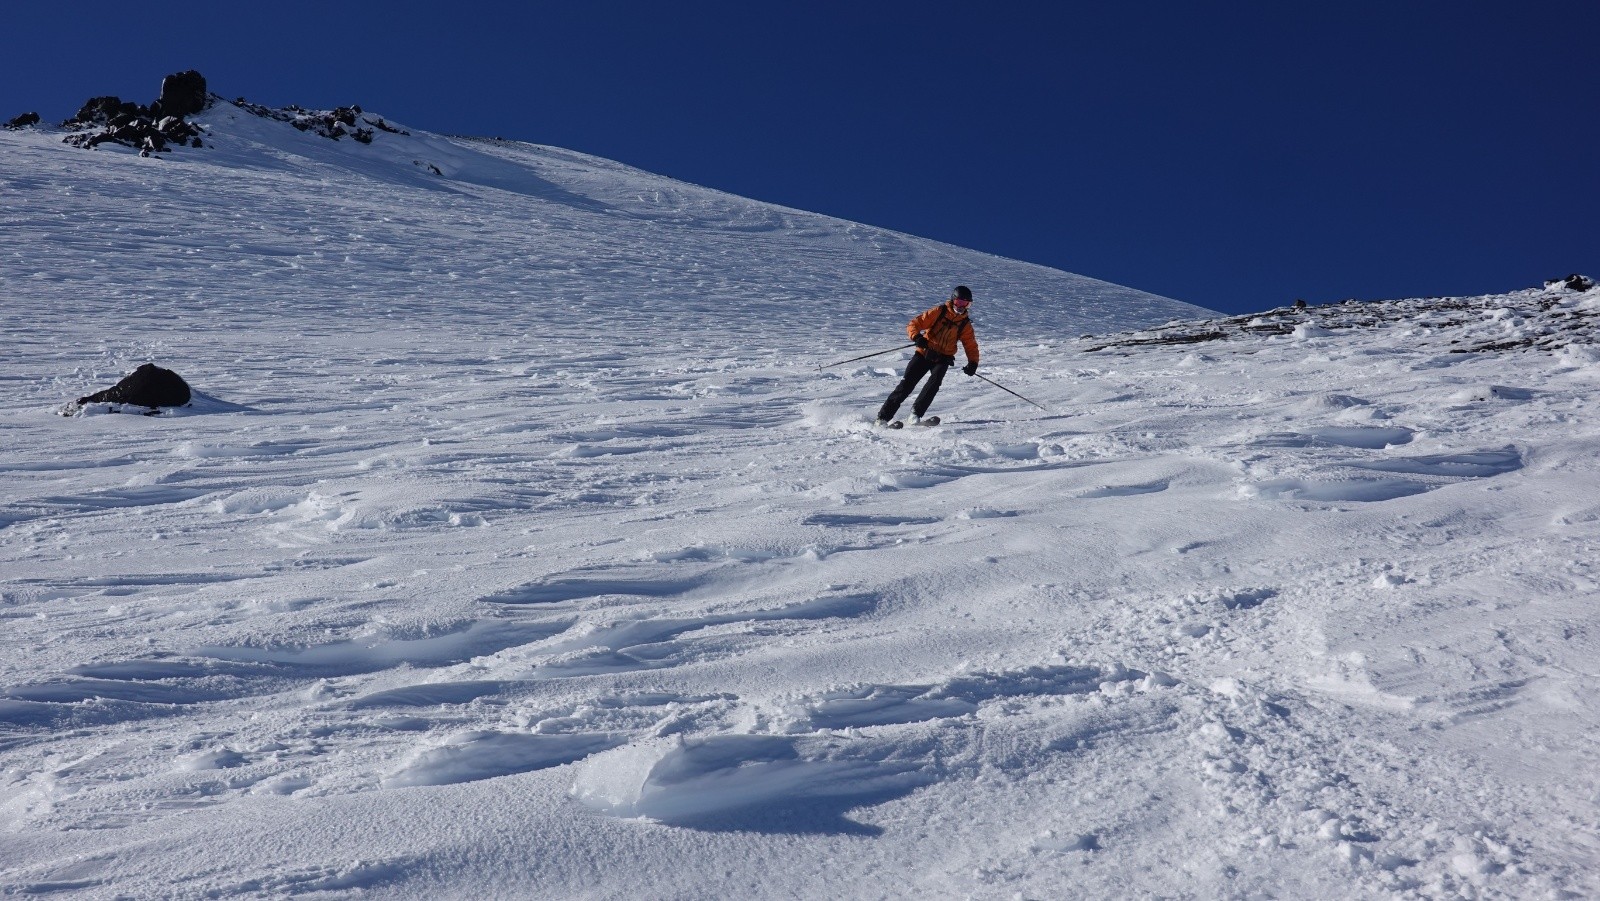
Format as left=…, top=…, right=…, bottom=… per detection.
left=908, top=301, right=979, bottom=365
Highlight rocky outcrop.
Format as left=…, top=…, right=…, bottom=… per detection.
left=1083, top=286, right=1600, bottom=356
left=56, top=70, right=406, bottom=157
left=4, top=112, right=40, bottom=129
left=60, top=72, right=212, bottom=157
left=153, top=70, right=208, bottom=119
left=61, top=109, right=204, bottom=155
left=231, top=98, right=400, bottom=144
left=67, top=96, right=143, bottom=126
left=1545, top=274, right=1595, bottom=292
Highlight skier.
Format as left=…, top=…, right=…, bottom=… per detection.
left=875, top=286, right=980, bottom=427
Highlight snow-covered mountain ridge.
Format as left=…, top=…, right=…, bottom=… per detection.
left=6, top=83, right=1206, bottom=346
left=3, top=80, right=1599, bottom=900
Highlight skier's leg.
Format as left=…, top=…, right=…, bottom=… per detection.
left=911, top=362, right=949, bottom=418
left=877, top=354, right=931, bottom=421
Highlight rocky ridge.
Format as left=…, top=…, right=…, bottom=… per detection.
left=226, top=98, right=409, bottom=144
left=1083, top=275, right=1599, bottom=356
left=6, top=69, right=406, bottom=158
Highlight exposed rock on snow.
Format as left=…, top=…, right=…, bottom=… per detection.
left=67, top=95, right=145, bottom=127
left=1085, top=282, right=1600, bottom=355
left=230, top=99, right=379, bottom=144
left=4, top=111, right=40, bottom=129
left=59, top=73, right=210, bottom=156
left=152, top=69, right=208, bottom=120
left=56, top=70, right=419, bottom=158
left=62, top=362, right=192, bottom=416
left=229, top=98, right=411, bottom=145
left=1545, top=273, right=1596, bottom=292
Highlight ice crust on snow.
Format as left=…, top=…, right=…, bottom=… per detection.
left=1, top=96, right=1598, bottom=899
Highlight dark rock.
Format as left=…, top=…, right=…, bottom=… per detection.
left=5, top=112, right=40, bottom=129
left=1085, top=330, right=1228, bottom=352
left=61, top=81, right=205, bottom=155
left=242, top=99, right=386, bottom=144
left=152, top=70, right=208, bottom=119
left=1090, top=289, right=1600, bottom=359
left=67, top=96, right=145, bottom=127
left=75, top=363, right=192, bottom=409
left=1545, top=274, right=1596, bottom=292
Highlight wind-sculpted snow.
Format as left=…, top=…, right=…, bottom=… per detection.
left=2, top=112, right=1598, bottom=899
left=385, top=730, right=628, bottom=788
left=570, top=661, right=1154, bottom=831
left=1351, top=447, right=1523, bottom=477
left=570, top=734, right=933, bottom=829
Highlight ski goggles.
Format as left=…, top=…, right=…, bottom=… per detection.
left=952, top=298, right=971, bottom=309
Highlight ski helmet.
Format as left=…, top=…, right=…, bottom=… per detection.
left=952, top=285, right=972, bottom=302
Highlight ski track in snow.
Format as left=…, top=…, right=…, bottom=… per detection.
left=2, top=109, right=1599, bottom=899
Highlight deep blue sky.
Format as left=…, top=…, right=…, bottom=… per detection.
left=8, top=2, right=1597, bottom=314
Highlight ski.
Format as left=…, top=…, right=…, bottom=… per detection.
left=874, top=416, right=937, bottom=430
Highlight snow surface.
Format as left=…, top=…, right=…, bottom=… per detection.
left=2, top=103, right=1598, bottom=899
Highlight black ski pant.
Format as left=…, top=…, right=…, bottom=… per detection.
left=877, top=352, right=950, bottom=421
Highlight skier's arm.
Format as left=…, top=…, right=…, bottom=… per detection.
left=906, top=306, right=938, bottom=342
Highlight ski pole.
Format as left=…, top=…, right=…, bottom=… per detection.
left=818, top=343, right=916, bottom=370
left=974, top=372, right=1049, bottom=411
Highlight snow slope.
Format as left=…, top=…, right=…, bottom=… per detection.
left=2, top=103, right=1598, bottom=900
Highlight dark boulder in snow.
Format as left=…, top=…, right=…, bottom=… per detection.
left=152, top=70, right=208, bottom=119
left=5, top=112, right=40, bottom=129
left=1545, top=274, right=1595, bottom=292
left=67, top=96, right=146, bottom=128
left=73, top=363, right=192, bottom=412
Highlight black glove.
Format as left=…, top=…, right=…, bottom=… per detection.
left=913, top=335, right=928, bottom=349
left=963, top=361, right=978, bottom=376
